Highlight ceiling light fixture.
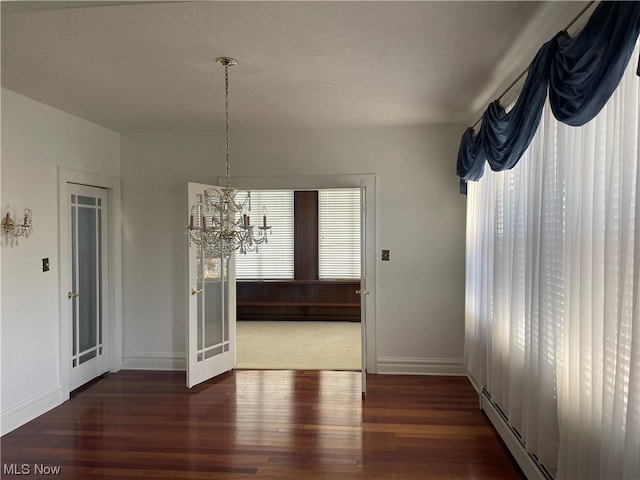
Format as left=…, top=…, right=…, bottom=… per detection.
left=187, top=57, right=271, bottom=256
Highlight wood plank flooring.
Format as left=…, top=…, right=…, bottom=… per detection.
left=1, top=370, right=524, bottom=479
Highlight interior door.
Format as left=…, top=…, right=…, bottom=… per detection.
left=187, top=182, right=236, bottom=388
left=359, top=181, right=368, bottom=396
left=67, top=184, right=109, bottom=391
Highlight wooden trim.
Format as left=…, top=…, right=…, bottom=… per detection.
left=237, top=280, right=360, bottom=321
left=294, top=190, right=318, bottom=280
left=237, top=301, right=359, bottom=307
left=237, top=279, right=358, bottom=285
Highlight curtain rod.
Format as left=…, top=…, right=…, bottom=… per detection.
left=470, top=0, right=596, bottom=130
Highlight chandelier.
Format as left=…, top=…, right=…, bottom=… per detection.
left=187, top=57, right=271, bottom=257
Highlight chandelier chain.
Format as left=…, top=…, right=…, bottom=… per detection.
left=186, top=56, right=272, bottom=257
left=224, top=65, right=230, bottom=189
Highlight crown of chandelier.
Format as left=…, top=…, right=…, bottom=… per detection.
left=187, top=57, right=271, bottom=256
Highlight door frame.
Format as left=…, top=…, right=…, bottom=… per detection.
left=229, top=174, right=378, bottom=374
left=58, top=168, right=122, bottom=399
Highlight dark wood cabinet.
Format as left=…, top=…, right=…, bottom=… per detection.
left=237, top=280, right=361, bottom=321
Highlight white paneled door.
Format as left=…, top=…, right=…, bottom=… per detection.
left=66, top=184, right=109, bottom=391
left=187, top=183, right=236, bottom=388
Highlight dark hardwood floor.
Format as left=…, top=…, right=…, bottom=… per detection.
left=1, top=370, right=524, bottom=479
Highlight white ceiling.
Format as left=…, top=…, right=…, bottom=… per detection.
left=1, top=1, right=588, bottom=133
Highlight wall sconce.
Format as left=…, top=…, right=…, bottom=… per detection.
left=1, top=205, right=33, bottom=247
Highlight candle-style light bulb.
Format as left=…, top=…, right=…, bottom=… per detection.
left=242, top=204, right=249, bottom=227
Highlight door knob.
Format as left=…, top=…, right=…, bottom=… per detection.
left=356, top=289, right=370, bottom=296
left=67, top=292, right=79, bottom=299
left=191, top=288, right=203, bottom=296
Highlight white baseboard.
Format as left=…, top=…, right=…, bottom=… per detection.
left=480, top=388, right=551, bottom=480
left=376, top=356, right=465, bottom=375
left=122, top=353, right=464, bottom=375
left=122, top=352, right=186, bottom=371
left=1, top=385, right=63, bottom=436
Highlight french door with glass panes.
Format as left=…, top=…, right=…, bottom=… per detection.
left=187, top=182, right=236, bottom=388
left=67, top=184, right=109, bottom=391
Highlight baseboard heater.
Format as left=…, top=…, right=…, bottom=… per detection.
left=480, top=387, right=554, bottom=480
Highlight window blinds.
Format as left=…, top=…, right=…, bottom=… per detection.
left=318, top=188, right=361, bottom=279
left=235, top=190, right=294, bottom=279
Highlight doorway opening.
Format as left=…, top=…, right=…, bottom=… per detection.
left=186, top=175, right=375, bottom=393
left=228, top=175, right=375, bottom=371
left=58, top=168, right=123, bottom=400
left=235, top=188, right=362, bottom=371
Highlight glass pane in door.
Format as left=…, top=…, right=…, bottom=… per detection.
left=70, top=191, right=105, bottom=371
left=196, top=246, right=204, bottom=360
left=68, top=184, right=108, bottom=391
left=78, top=206, right=98, bottom=363
left=202, top=253, right=224, bottom=361
left=98, top=208, right=103, bottom=346
left=223, top=257, right=229, bottom=353
left=71, top=205, right=77, bottom=362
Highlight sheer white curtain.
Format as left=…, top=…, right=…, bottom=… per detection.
left=465, top=40, right=639, bottom=479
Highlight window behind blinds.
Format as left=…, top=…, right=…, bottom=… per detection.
left=318, top=188, right=361, bottom=279
left=235, top=190, right=294, bottom=279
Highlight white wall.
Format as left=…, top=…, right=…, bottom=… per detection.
left=120, top=124, right=467, bottom=373
left=0, top=89, right=120, bottom=434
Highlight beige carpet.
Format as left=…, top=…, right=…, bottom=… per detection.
left=236, top=321, right=361, bottom=371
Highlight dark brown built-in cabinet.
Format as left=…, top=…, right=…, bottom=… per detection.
left=236, top=280, right=360, bottom=321
left=236, top=191, right=361, bottom=322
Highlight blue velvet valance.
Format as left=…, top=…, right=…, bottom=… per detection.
left=457, top=1, right=640, bottom=185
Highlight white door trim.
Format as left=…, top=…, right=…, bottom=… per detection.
left=58, top=168, right=122, bottom=399
left=228, top=174, right=378, bottom=374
